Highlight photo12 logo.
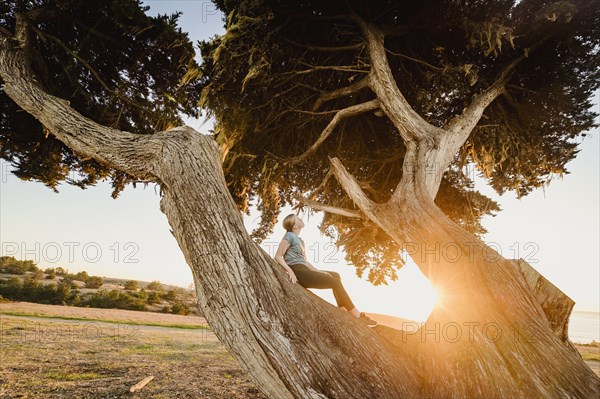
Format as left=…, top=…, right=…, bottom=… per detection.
left=1, top=241, right=140, bottom=264
left=201, top=1, right=220, bottom=23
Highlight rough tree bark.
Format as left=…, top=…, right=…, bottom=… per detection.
left=2, top=18, right=599, bottom=399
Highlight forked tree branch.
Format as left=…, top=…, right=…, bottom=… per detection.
left=350, top=14, right=444, bottom=147
left=292, top=193, right=362, bottom=219
left=0, top=34, right=164, bottom=181
left=328, top=156, right=376, bottom=213
left=446, top=54, right=527, bottom=138
left=439, top=40, right=548, bottom=172
left=312, top=75, right=371, bottom=111
left=286, top=99, right=380, bottom=165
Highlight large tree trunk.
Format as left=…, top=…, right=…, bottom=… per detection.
left=2, top=29, right=599, bottom=399
left=153, top=128, right=420, bottom=398
left=118, top=124, right=599, bottom=398
left=362, top=195, right=599, bottom=398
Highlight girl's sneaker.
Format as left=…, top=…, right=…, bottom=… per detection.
left=359, top=312, right=378, bottom=328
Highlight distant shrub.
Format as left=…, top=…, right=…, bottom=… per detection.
left=0, top=277, right=23, bottom=299
left=0, top=256, right=37, bottom=274
left=33, top=269, right=45, bottom=280
left=147, top=291, right=160, bottom=305
left=45, top=269, right=56, bottom=279
left=67, top=290, right=82, bottom=306
left=170, top=302, right=191, bottom=315
left=79, top=289, right=147, bottom=311
left=161, top=289, right=177, bottom=301
left=131, top=288, right=148, bottom=303
left=147, top=280, right=163, bottom=291
left=60, top=276, right=78, bottom=289
left=73, top=271, right=89, bottom=282
left=0, top=277, right=70, bottom=305
left=85, top=276, right=104, bottom=288
left=123, top=280, right=138, bottom=291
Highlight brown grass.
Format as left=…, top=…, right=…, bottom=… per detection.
left=1, top=301, right=597, bottom=397
left=0, top=302, right=266, bottom=398
left=0, top=301, right=205, bottom=327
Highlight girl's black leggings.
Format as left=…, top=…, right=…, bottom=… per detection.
left=288, top=263, right=356, bottom=311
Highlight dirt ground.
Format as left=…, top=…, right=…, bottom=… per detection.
left=1, top=301, right=598, bottom=398
left=0, top=302, right=267, bottom=398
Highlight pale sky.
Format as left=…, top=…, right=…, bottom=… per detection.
left=0, top=1, right=598, bottom=320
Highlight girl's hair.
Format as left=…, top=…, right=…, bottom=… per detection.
left=282, top=213, right=297, bottom=232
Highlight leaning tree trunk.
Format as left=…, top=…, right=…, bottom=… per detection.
left=364, top=195, right=599, bottom=398
left=153, top=128, right=422, bottom=398
left=2, top=31, right=599, bottom=398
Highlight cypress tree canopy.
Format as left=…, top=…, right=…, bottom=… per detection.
left=1, top=0, right=598, bottom=285
left=197, top=0, right=598, bottom=284
left=0, top=0, right=201, bottom=197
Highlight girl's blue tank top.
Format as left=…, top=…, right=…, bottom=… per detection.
left=283, top=231, right=306, bottom=266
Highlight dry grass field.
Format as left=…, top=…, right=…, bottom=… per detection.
left=0, top=301, right=266, bottom=398
left=1, top=301, right=598, bottom=398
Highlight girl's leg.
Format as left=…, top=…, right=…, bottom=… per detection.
left=322, top=271, right=344, bottom=310
left=293, top=267, right=356, bottom=311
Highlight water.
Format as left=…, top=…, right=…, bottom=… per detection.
left=568, top=311, right=600, bottom=344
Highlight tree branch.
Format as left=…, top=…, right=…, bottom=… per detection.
left=384, top=48, right=445, bottom=72
left=279, top=64, right=370, bottom=76
left=313, top=76, right=371, bottom=111
left=292, top=193, right=362, bottom=219
left=286, top=99, right=380, bottom=165
left=402, top=50, right=535, bottom=202
left=283, top=38, right=364, bottom=53
left=0, top=35, right=163, bottom=181
left=29, top=25, right=154, bottom=115
left=328, top=156, right=376, bottom=213
left=349, top=13, right=444, bottom=147
left=446, top=55, right=526, bottom=139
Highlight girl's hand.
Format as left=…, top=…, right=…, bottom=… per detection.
left=287, top=269, right=298, bottom=284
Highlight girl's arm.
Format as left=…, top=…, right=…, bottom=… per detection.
left=274, top=239, right=293, bottom=273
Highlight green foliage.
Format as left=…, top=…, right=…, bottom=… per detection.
left=146, top=280, right=163, bottom=291
left=0, top=0, right=202, bottom=198
left=0, top=256, right=37, bottom=274
left=0, top=277, right=23, bottom=299
left=80, top=289, right=148, bottom=311
left=0, top=270, right=183, bottom=311
left=44, top=268, right=56, bottom=279
left=0, top=277, right=71, bottom=304
left=132, top=288, right=148, bottom=302
left=170, top=302, right=191, bottom=315
left=198, top=0, right=599, bottom=284
left=67, top=290, right=82, bottom=306
left=161, top=289, right=177, bottom=301
left=84, top=276, right=104, bottom=288
left=33, top=269, right=44, bottom=280
left=123, top=280, right=138, bottom=291
left=147, top=291, right=161, bottom=305
left=73, top=271, right=89, bottom=282
left=60, top=275, right=78, bottom=289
